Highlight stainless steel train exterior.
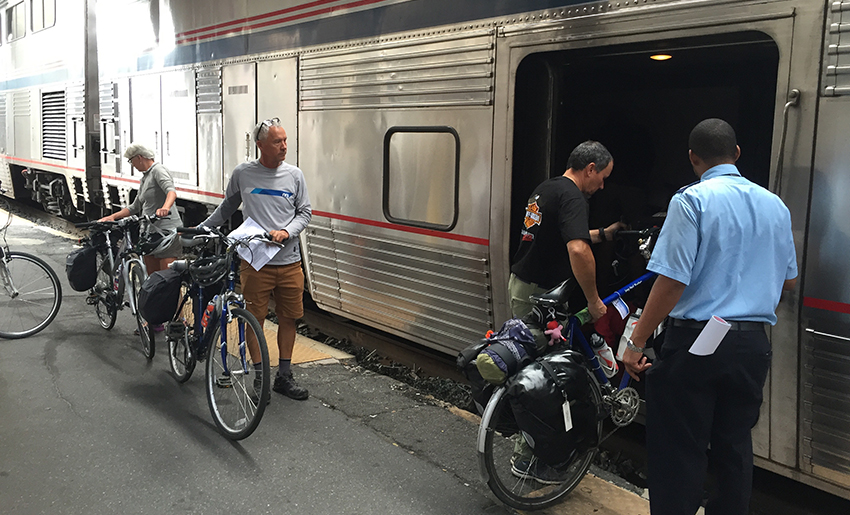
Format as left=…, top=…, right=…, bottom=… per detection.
left=2, top=0, right=850, bottom=500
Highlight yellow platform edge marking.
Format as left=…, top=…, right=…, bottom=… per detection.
left=261, top=320, right=353, bottom=364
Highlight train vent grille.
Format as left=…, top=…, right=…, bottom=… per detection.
left=41, top=91, right=66, bottom=161
left=300, top=30, right=495, bottom=110
left=197, top=69, right=223, bottom=114
left=825, top=1, right=850, bottom=95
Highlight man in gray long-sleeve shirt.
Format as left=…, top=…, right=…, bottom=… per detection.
left=201, top=118, right=312, bottom=400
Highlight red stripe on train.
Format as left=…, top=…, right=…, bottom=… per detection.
left=312, top=210, right=489, bottom=246
left=0, top=155, right=84, bottom=173
left=803, top=297, right=850, bottom=315
left=101, top=175, right=226, bottom=199
left=177, top=0, right=388, bottom=45
left=176, top=0, right=345, bottom=38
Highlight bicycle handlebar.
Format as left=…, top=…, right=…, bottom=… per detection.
left=76, top=214, right=161, bottom=230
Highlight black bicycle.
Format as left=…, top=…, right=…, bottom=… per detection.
left=0, top=181, right=62, bottom=339
left=164, top=225, right=277, bottom=440
left=75, top=215, right=159, bottom=358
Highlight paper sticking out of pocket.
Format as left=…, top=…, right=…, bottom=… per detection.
left=688, top=315, right=731, bottom=356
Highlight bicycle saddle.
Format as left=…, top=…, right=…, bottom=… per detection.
left=529, top=278, right=575, bottom=307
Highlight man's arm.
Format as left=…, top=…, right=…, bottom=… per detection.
left=200, top=171, right=242, bottom=228
left=567, top=238, right=606, bottom=321
left=783, top=278, right=797, bottom=291
left=272, top=171, right=313, bottom=242
left=588, top=221, right=627, bottom=244
left=621, top=274, right=687, bottom=380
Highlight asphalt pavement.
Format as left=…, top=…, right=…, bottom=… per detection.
left=0, top=210, right=649, bottom=515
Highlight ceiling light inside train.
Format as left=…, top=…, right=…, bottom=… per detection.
left=651, top=54, right=673, bottom=61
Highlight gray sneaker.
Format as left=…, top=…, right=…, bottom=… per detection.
left=511, top=459, right=569, bottom=485
left=273, top=372, right=308, bottom=400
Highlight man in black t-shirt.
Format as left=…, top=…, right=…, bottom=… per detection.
left=509, top=140, right=623, bottom=322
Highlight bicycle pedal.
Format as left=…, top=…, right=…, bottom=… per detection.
left=85, top=295, right=100, bottom=306
left=215, top=376, right=233, bottom=388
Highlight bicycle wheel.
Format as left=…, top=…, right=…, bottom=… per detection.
left=205, top=306, right=270, bottom=440
left=478, top=378, right=603, bottom=511
left=0, top=251, right=62, bottom=339
left=129, top=263, right=154, bottom=359
left=168, top=285, right=196, bottom=383
left=93, top=251, right=117, bottom=330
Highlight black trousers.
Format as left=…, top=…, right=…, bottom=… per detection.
left=645, top=325, right=772, bottom=515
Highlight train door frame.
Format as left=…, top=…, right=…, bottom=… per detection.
left=221, top=62, right=257, bottom=187
left=490, top=0, right=823, bottom=490
left=257, top=58, right=298, bottom=168
left=129, top=73, right=162, bottom=174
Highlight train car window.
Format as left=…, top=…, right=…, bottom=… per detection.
left=383, top=126, right=460, bottom=232
left=4, top=1, right=24, bottom=42
left=31, top=0, right=54, bottom=32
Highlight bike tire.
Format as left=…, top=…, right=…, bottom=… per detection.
left=93, top=251, right=117, bottom=330
left=168, top=284, right=196, bottom=383
left=0, top=251, right=62, bottom=339
left=205, top=306, right=270, bottom=440
left=477, top=374, right=603, bottom=511
left=129, top=263, right=154, bottom=359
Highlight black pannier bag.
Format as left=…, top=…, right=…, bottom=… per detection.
left=506, top=350, right=600, bottom=469
left=138, top=269, right=183, bottom=324
left=65, top=245, right=98, bottom=292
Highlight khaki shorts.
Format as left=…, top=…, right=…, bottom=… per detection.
left=508, top=273, right=548, bottom=318
left=240, top=261, right=305, bottom=323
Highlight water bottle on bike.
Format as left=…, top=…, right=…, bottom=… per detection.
left=590, top=333, right=618, bottom=379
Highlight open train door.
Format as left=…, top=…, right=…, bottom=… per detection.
left=492, top=0, right=826, bottom=495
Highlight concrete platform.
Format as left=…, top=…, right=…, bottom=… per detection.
left=0, top=205, right=652, bottom=515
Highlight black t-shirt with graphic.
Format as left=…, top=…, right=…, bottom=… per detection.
left=511, top=176, right=590, bottom=289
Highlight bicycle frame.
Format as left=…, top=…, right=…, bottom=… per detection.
left=96, top=225, right=147, bottom=315
left=567, top=271, right=658, bottom=389
left=182, top=242, right=251, bottom=379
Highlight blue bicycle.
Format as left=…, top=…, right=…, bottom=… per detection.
left=477, top=227, right=659, bottom=510
left=165, top=226, right=277, bottom=440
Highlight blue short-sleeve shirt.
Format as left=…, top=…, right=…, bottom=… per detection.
left=647, top=164, right=797, bottom=324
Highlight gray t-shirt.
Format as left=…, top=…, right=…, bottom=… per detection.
left=126, top=162, right=181, bottom=231
left=201, top=160, right=312, bottom=266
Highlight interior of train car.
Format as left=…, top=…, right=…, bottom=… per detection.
left=509, top=31, right=780, bottom=303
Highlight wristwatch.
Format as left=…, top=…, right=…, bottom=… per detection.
left=626, top=339, right=645, bottom=353
left=598, top=227, right=607, bottom=241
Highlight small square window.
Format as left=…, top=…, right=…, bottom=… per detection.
left=383, top=127, right=460, bottom=231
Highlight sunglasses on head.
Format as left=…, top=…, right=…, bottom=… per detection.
left=253, top=118, right=280, bottom=141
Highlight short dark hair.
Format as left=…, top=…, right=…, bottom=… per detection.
left=688, top=118, right=737, bottom=163
left=567, top=141, right=612, bottom=172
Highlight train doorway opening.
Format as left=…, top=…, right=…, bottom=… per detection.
left=509, top=32, right=780, bottom=279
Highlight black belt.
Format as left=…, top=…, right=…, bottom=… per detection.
left=668, top=318, right=766, bottom=332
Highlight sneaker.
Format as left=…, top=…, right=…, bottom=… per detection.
left=273, top=372, right=309, bottom=400
left=511, top=459, right=569, bottom=485
left=590, top=334, right=619, bottom=379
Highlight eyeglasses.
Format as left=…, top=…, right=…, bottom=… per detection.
left=127, top=155, right=136, bottom=164
left=253, top=117, right=280, bottom=141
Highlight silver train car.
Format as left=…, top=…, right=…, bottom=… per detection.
left=2, top=0, right=850, bottom=500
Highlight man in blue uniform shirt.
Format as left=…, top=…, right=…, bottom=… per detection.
left=622, top=119, right=797, bottom=514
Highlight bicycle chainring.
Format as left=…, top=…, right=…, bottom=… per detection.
left=609, top=386, right=641, bottom=427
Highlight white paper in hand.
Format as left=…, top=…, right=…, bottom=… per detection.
left=688, top=315, right=731, bottom=356
left=228, top=217, right=282, bottom=271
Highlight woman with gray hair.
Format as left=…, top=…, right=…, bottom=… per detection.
left=100, top=143, right=182, bottom=329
